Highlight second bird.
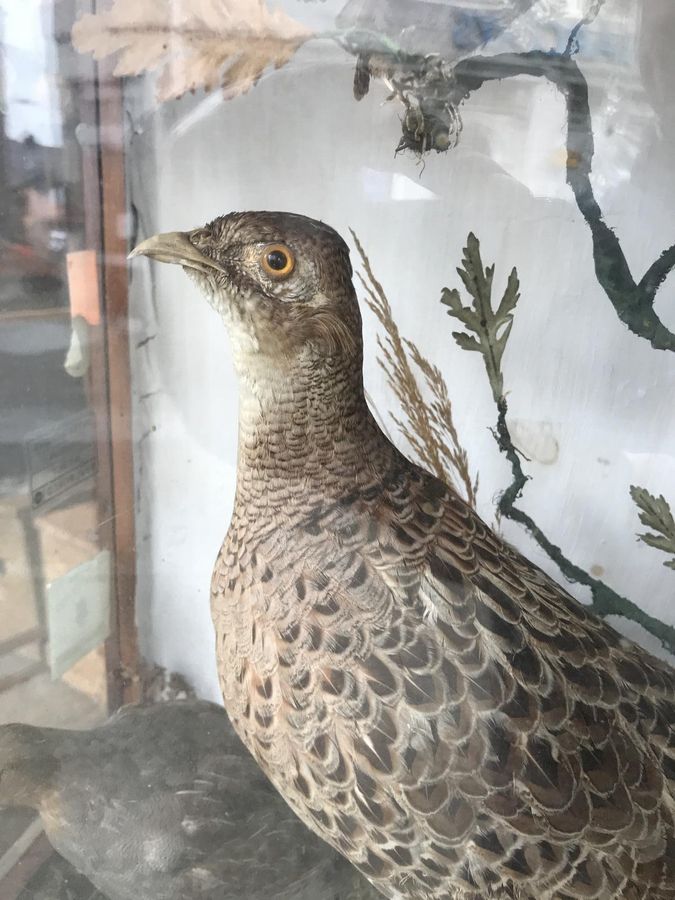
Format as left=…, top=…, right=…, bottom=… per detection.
left=0, top=700, right=378, bottom=900
left=132, top=212, right=675, bottom=900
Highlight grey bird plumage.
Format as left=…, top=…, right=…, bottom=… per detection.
left=132, top=212, right=675, bottom=899
left=0, top=700, right=380, bottom=900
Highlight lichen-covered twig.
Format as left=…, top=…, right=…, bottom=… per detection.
left=351, top=42, right=675, bottom=352
left=630, top=486, right=675, bottom=571
left=564, top=0, right=607, bottom=55
left=350, top=228, right=477, bottom=507
left=444, top=233, right=675, bottom=655
left=448, top=51, right=675, bottom=353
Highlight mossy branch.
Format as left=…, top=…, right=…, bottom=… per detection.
left=448, top=51, right=675, bottom=353
left=630, top=486, right=675, bottom=571
left=354, top=44, right=675, bottom=351
left=444, top=234, right=675, bottom=656
left=350, top=228, right=477, bottom=507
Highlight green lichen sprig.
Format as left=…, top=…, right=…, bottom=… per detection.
left=630, top=486, right=675, bottom=571
left=441, top=232, right=519, bottom=404
left=443, top=234, right=675, bottom=656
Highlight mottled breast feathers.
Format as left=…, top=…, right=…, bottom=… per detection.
left=212, top=461, right=675, bottom=900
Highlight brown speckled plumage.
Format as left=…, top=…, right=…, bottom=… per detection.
left=133, top=212, right=675, bottom=900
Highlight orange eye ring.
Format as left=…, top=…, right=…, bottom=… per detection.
left=260, top=243, right=295, bottom=279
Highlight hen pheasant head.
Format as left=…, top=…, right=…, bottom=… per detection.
left=131, top=211, right=361, bottom=375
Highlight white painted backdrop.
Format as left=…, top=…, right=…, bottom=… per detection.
left=123, top=0, right=675, bottom=700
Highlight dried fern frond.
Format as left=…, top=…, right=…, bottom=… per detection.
left=350, top=228, right=477, bottom=508
left=72, top=0, right=313, bottom=102
left=630, top=486, right=675, bottom=571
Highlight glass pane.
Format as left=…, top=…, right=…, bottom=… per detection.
left=1, top=1, right=114, bottom=892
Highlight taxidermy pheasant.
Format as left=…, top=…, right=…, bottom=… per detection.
left=0, top=700, right=379, bottom=900
left=132, top=213, right=675, bottom=900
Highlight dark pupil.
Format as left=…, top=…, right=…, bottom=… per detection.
left=266, top=250, right=288, bottom=271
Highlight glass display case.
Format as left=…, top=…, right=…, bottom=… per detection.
left=1, top=1, right=674, bottom=898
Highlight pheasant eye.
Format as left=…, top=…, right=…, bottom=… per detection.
left=260, top=244, right=295, bottom=279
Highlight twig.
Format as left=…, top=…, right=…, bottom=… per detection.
left=449, top=51, right=675, bottom=353
left=564, top=0, right=607, bottom=56
left=444, top=234, right=675, bottom=656
left=494, top=398, right=675, bottom=653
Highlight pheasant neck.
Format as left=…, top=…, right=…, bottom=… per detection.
left=235, top=352, right=395, bottom=506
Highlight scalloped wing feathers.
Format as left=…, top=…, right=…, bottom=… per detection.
left=213, top=464, right=675, bottom=899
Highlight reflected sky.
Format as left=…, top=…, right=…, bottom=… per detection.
left=0, top=0, right=61, bottom=146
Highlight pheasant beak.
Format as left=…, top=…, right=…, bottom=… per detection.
left=129, top=231, right=227, bottom=275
